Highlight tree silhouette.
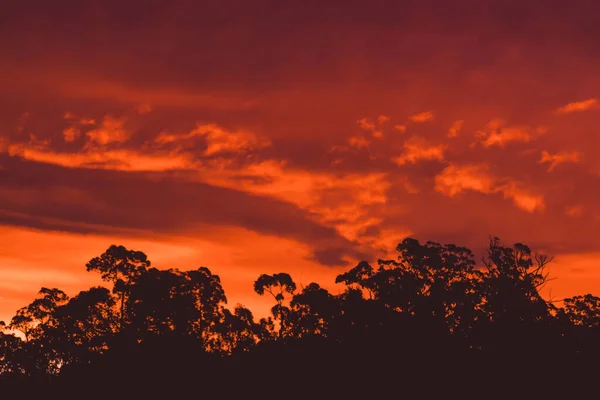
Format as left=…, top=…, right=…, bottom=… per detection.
left=5, top=288, right=69, bottom=377
left=0, top=329, right=23, bottom=377
left=86, top=245, right=150, bottom=326
left=2, top=236, right=600, bottom=397
left=254, top=273, right=296, bottom=338
left=478, top=238, right=554, bottom=354
left=218, top=305, right=260, bottom=353
left=125, top=267, right=227, bottom=350
left=289, top=283, right=341, bottom=339
left=335, top=260, right=376, bottom=298
left=50, top=286, right=117, bottom=364
left=9, top=288, right=69, bottom=341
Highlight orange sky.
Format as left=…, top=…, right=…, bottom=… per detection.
left=1, top=0, right=600, bottom=322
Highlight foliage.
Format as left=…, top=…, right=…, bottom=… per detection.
left=0, top=238, right=598, bottom=395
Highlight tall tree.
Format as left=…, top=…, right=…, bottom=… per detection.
left=478, top=238, right=554, bottom=353
left=218, top=305, right=260, bottom=354
left=254, top=273, right=296, bottom=338
left=289, top=283, right=341, bottom=339
left=86, top=245, right=150, bottom=326
left=9, top=288, right=69, bottom=341
left=50, top=286, right=117, bottom=365
left=7, top=288, right=69, bottom=376
left=337, top=239, right=482, bottom=341
left=126, top=267, right=227, bottom=350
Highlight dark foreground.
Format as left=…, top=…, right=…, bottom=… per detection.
left=2, top=238, right=600, bottom=398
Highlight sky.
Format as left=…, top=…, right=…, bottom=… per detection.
left=1, top=0, right=600, bottom=322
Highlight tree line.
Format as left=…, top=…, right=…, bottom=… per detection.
left=1, top=237, right=599, bottom=396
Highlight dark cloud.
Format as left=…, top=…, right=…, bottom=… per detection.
left=0, top=155, right=362, bottom=265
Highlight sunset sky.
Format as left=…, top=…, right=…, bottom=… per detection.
left=2, top=0, right=600, bottom=322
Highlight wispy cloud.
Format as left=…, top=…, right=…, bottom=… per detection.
left=4, top=121, right=270, bottom=171
left=448, top=120, right=464, bottom=138
left=154, top=123, right=270, bottom=156
left=474, top=119, right=544, bottom=148
left=394, top=125, right=407, bottom=133
left=348, top=136, right=370, bottom=149
left=7, top=145, right=194, bottom=171
left=356, top=118, right=376, bottom=131
left=392, top=137, right=445, bottom=165
left=377, top=115, right=390, bottom=124
left=539, top=150, right=581, bottom=171
left=85, top=116, right=130, bottom=147
left=356, top=117, right=383, bottom=138
left=409, top=111, right=434, bottom=123
left=434, top=163, right=545, bottom=213
left=62, top=127, right=79, bottom=142
left=556, top=98, right=599, bottom=114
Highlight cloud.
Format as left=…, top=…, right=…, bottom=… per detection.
left=193, top=158, right=391, bottom=248
left=394, top=125, right=407, bottom=133
left=434, top=163, right=544, bottom=213
left=7, top=145, right=194, bottom=172
left=4, top=121, right=273, bottom=173
left=85, top=116, right=130, bottom=147
left=434, top=164, right=495, bottom=196
left=200, top=124, right=270, bottom=156
left=474, top=118, right=543, bottom=148
left=392, top=137, right=446, bottom=165
left=448, top=120, right=464, bottom=137
left=356, top=118, right=376, bottom=131
left=539, top=150, right=581, bottom=171
left=0, top=156, right=364, bottom=267
left=348, top=136, right=370, bottom=149
left=409, top=111, right=433, bottom=123
left=356, top=117, right=383, bottom=138
left=154, top=123, right=270, bottom=156
left=3, top=117, right=390, bottom=254
left=2, top=122, right=387, bottom=263
left=556, top=98, right=599, bottom=114
left=377, top=115, right=390, bottom=124
left=62, top=127, right=79, bottom=142
left=25, top=134, right=50, bottom=150
left=502, top=182, right=545, bottom=213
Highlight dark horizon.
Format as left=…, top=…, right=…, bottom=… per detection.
left=1, top=236, right=600, bottom=396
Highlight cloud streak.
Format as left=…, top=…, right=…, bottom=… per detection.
left=539, top=150, right=581, bottom=171
left=556, top=98, right=599, bottom=114
left=393, top=137, right=446, bottom=165
left=435, top=164, right=545, bottom=213
left=409, top=111, right=434, bottom=123
left=474, top=119, right=545, bottom=148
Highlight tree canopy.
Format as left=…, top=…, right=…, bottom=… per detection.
left=0, top=237, right=597, bottom=396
